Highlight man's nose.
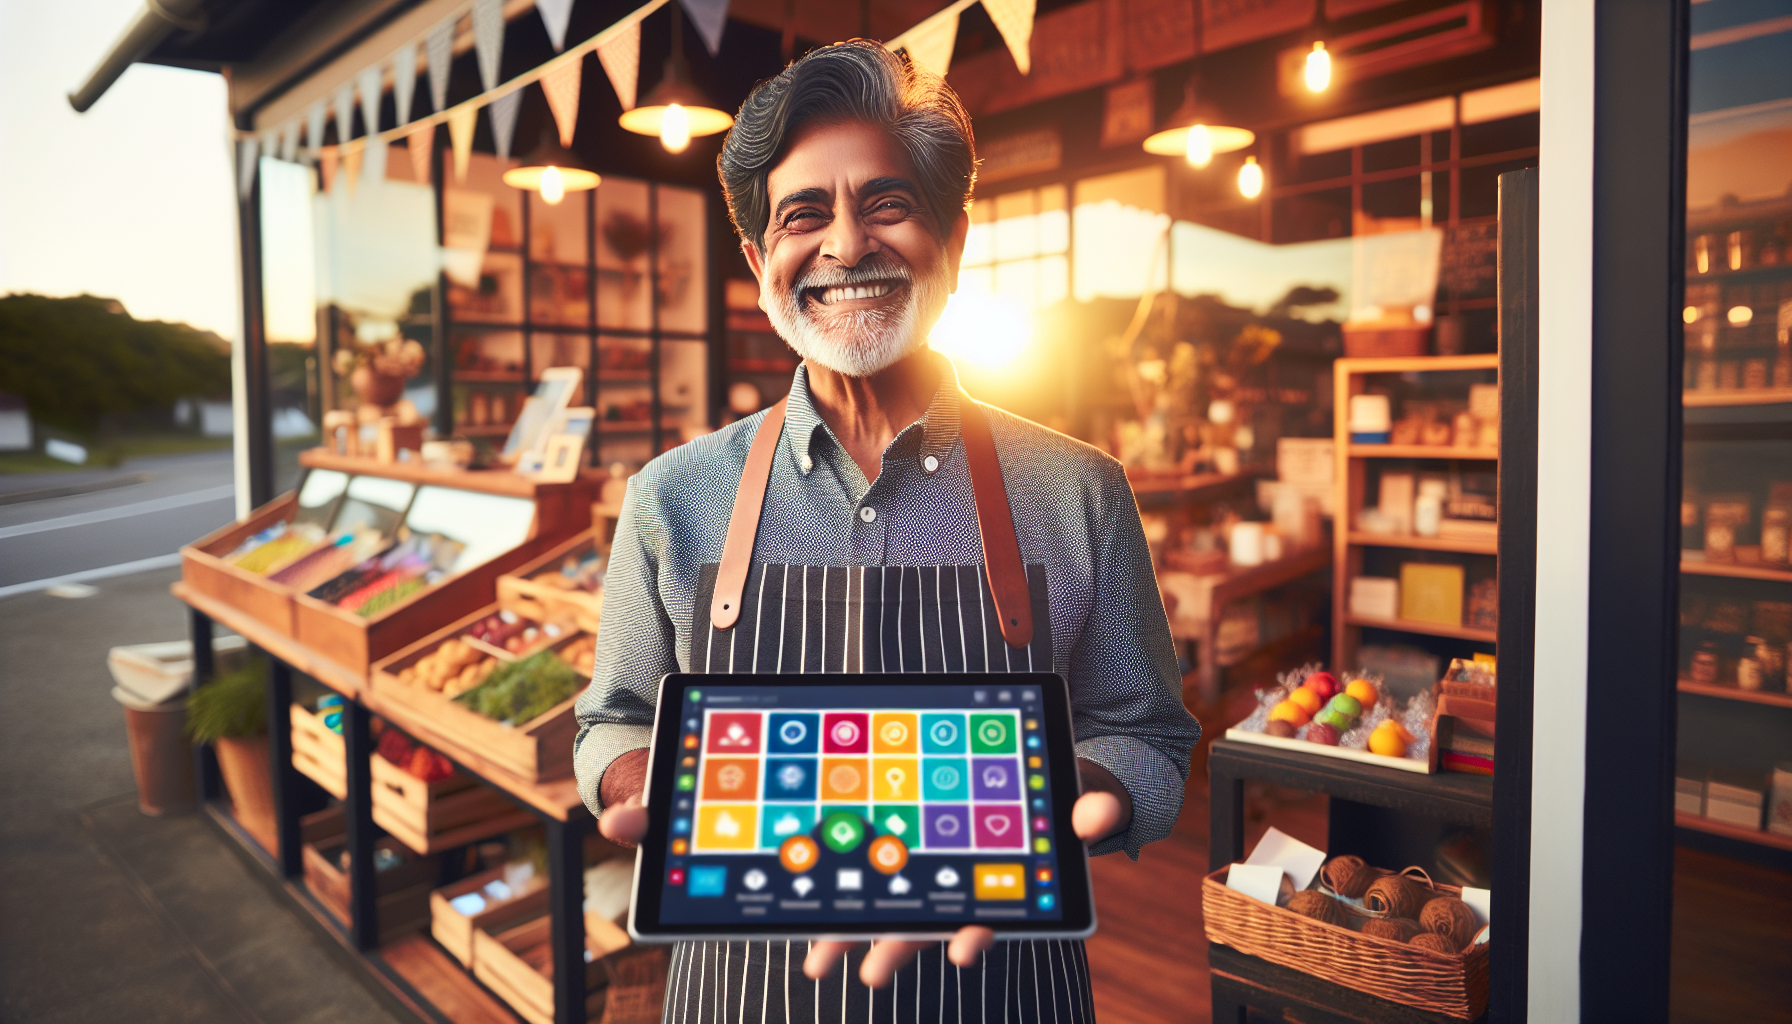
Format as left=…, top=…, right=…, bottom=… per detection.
left=818, top=204, right=876, bottom=267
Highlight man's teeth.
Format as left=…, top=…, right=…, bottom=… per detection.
left=815, top=282, right=895, bottom=304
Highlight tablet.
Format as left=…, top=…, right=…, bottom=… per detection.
left=629, top=673, right=1095, bottom=942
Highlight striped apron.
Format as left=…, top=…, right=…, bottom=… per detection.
left=660, top=396, right=1095, bottom=1023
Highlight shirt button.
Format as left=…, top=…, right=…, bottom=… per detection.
left=859, top=506, right=877, bottom=523
left=922, top=455, right=940, bottom=474
left=800, top=455, right=813, bottom=472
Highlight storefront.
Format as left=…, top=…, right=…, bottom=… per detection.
left=71, top=0, right=1790, bottom=1020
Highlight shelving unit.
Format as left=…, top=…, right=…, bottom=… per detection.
left=1676, top=812, right=1792, bottom=853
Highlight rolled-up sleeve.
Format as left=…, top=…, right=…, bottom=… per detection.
left=1067, top=468, right=1202, bottom=859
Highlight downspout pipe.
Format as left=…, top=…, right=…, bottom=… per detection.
left=67, top=0, right=208, bottom=112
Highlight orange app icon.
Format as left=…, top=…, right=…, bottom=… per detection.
left=701, top=758, right=759, bottom=800
left=779, top=835, right=820, bottom=873
left=872, top=713, right=918, bottom=753
left=867, top=834, right=909, bottom=875
left=973, top=863, right=1027, bottom=901
left=820, top=757, right=869, bottom=801
left=870, top=757, right=918, bottom=800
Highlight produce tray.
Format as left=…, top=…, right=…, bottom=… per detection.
left=1224, top=727, right=1436, bottom=774
left=429, top=866, right=550, bottom=968
left=369, top=754, right=536, bottom=855
left=299, top=807, right=434, bottom=946
left=1202, top=866, right=1488, bottom=1019
left=496, top=529, right=605, bottom=634
left=370, top=604, right=588, bottom=783
left=180, top=493, right=301, bottom=638
left=472, top=908, right=664, bottom=1024
left=291, top=702, right=346, bottom=799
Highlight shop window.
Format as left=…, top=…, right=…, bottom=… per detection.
left=960, top=183, right=1071, bottom=309
left=1272, top=188, right=1352, bottom=244
left=1362, top=135, right=1422, bottom=173
left=1460, top=112, right=1539, bottom=159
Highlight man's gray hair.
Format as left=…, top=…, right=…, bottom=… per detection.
left=718, top=40, right=977, bottom=253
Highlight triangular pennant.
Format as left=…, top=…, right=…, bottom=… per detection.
left=320, top=147, right=339, bottom=192
left=982, top=0, right=1036, bottom=75
left=364, top=136, right=389, bottom=189
left=359, top=65, right=384, bottom=139
left=677, top=0, right=729, bottom=56
left=260, top=128, right=278, bottom=165
left=902, top=8, right=959, bottom=79
left=334, top=83, right=356, bottom=143
left=280, top=121, right=299, bottom=163
left=427, top=16, right=455, bottom=112
left=597, top=20, right=640, bottom=111
left=343, top=144, right=363, bottom=196
left=408, top=124, right=435, bottom=183
left=488, top=90, right=523, bottom=160
left=472, top=0, right=506, bottom=92
left=393, top=41, right=418, bottom=125
left=448, top=106, right=477, bottom=182
left=536, top=0, right=575, bottom=51
left=541, top=59, right=582, bottom=147
left=307, top=99, right=327, bottom=154
left=237, top=137, right=259, bottom=200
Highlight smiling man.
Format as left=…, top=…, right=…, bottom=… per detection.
left=574, top=40, right=1200, bottom=1022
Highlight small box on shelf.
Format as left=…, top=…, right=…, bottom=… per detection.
left=497, top=529, right=606, bottom=635
left=369, top=754, right=535, bottom=855
left=1348, top=577, right=1399, bottom=619
left=1676, top=765, right=1707, bottom=817
left=472, top=908, right=666, bottom=1024
left=291, top=701, right=345, bottom=798
left=1770, top=763, right=1792, bottom=837
left=429, top=866, right=550, bottom=968
left=1400, top=563, right=1465, bottom=627
left=300, top=807, right=435, bottom=945
left=1705, top=768, right=1767, bottom=831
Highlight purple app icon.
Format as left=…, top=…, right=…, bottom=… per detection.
left=973, top=805, right=1025, bottom=849
left=922, top=805, right=970, bottom=849
left=970, top=758, right=1019, bottom=800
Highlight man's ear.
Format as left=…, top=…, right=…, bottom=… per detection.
left=741, top=239, right=768, bottom=313
left=945, top=209, right=970, bottom=295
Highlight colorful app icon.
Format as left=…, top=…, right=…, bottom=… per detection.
left=688, top=866, right=727, bottom=897
left=672, top=817, right=691, bottom=835
left=695, top=805, right=755, bottom=851
left=1027, top=735, right=1042, bottom=750
left=671, top=838, right=688, bottom=855
left=669, top=868, right=686, bottom=885
left=822, top=712, right=869, bottom=754
left=969, top=713, right=1016, bottom=754
left=870, top=757, right=918, bottom=801
left=867, top=834, right=909, bottom=875
left=871, top=713, right=918, bottom=753
left=700, top=758, right=759, bottom=801
left=820, top=811, right=866, bottom=853
left=973, top=863, right=1026, bottom=901
left=761, top=805, right=816, bottom=848
left=872, top=805, right=920, bottom=843
left=1037, top=893, right=1056, bottom=911
left=768, top=712, right=819, bottom=754
left=779, top=835, right=819, bottom=874
left=675, top=773, right=695, bottom=792
left=1035, top=866, right=1053, bottom=884
left=705, top=712, right=762, bottom=754
left=973, top=805, right=1025, bottom=849
left=1027, top=756, right=1041, bottom=768
left=1033, top=837, right=1051, bottom=854
left=1032, top=817, right=1050, bottom=833
left=922, top=757, right=969, bottom=800
left=763, top=758, right=817, bottom=801
left=1029, top=774, right=1045, bottom=790
left=836, top=868, right=863, bottom=892
left=971, top=758, right=1020, bottom=800
left=922, top=804, right=971, bottom=849
left=688, top=690, right=702, bottom=703
left=820, top=758, right=868, bottom=801
left=935, top=866, right=961, bottom=887
left=921, top=713, right=966, bottom=754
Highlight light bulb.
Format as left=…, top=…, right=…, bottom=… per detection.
left=539, top=165, right=565, bottom=205
left=1305, top=41, right=1332, bottom=93
left=1185, top=124, right=1213, bottom=168
left=1238, top=156, right=1263, bottom=199
left=660, top=103, right=691, bottom=154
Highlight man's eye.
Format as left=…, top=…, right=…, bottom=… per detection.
left=784, top=210, right=823, bottom=229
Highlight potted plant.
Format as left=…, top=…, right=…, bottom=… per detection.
left=332, top=335, right=425, bottom=410
left=185, top=658, right=277, bottom=853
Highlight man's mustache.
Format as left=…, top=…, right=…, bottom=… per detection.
left=793, top=254, right=913, bottom=294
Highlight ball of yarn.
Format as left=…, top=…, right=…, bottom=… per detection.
left=1360, top=917, right=1424, bottom=943
left=1286, top=890, right=1349, bottom=928
left=1420, top=897, right=1479, bottom=950
left=1322, top=855, right=1377, bottom=899
left=1410, top=931, right=1463, bottom=956
left=1364, top=874, right=1427, bottom=919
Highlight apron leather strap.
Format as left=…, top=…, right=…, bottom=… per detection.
left=710, top=390, right=1034, bottom=650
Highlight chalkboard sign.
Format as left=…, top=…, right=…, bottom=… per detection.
left=1439, top=222, right=1498, bottom=301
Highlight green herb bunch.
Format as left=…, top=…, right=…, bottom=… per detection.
left=184, top=657, right=269, bottom=744
left=454, top=650, right=581, bottom=725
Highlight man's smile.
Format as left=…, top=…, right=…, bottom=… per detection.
left=806, top=279, right=906, bottom=307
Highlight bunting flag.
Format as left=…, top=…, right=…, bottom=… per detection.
left=260, top=128, right=278, bottom=166
left=448, top=106, right=477, bottom=182
left=320, top=147, right=339, bottom=192
left=472, top=0, right=506, bottom=91
left=408, top=124, right=435, bottom=183
left=359, top=65, right=384, bottom=139
left=597, top=20, right=640, bottom=110
left=982, top=0, right=1036, bottom=75
left=343, top=143, right=364, bottom=195
left=392, top=41, right=418, bottom=124
left=901, top=7, right=959, bottom=79
left=279, top=121, right=299, bottom=163
left=364, top=137, right=390, bottom=189
left=541, top=58, right=583, bottom=146
left=426, top=15, right=455, bottom=112
left=334, top=83, right=356, bottom=146
left=488, top=90, right=523, bottom=160
left=536, top=0, right=575, bottom=51
left=236, top=137, right=259, bottom=199
left=306, top=99, right=327, bottom=155
left=678, top=0, right=729, bottom=55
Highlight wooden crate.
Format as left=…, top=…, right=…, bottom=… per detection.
left=429, top=867, right=550, bottom=968
left=299, top=808, right=435, bottom=945
left=497, top=530, right=605, bottom=634
left=291, top=702, right=346, bottom=798
left=370, top=754, right=536, bottom=855
left=472, top=910, right=662, bottom=1024
left=370, top=605, right=586, bottom=783
left=180, top=493, right=300, bottom=638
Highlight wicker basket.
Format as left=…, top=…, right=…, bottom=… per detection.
left=1202, top=866, right=1489, bottom=1019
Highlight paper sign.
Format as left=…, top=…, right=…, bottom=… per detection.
left=1244, top=827, right=1327, bottom=892
left=1225, top=862, right=1285, bottom=906
left=1461, top=886, right=1491, bottom=928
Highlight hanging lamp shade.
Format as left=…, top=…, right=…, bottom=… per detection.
left=1142, top=81, right=1254, bottom=168
left=503, top=128, right=601, bottom=204
left=618, top=57, right=734, bottom=153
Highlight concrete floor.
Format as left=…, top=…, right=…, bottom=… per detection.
left=0, top=565, right=401, bottom=1024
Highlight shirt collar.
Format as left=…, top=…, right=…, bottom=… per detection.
left=783, top=351, right=963, bottom=475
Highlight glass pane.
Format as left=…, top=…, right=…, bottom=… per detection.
left=1363, top=135, right=1421, bottom=172
left=1038, top=205, right=1070, bottom=256
left=595, top=176, right=653, bottom=331
left=450, top=250, right=523, bottom=324
left=530, top=332, right=591, bottom=385
left=994, top=259, right=1038, bottom=310
left=404, top=486, right=536, bottom=572
left=956, top=265, right=994, bottom=297
left=1038, top=254, right=1070, bottom=307
left=656, top=185, right=708, bottom=334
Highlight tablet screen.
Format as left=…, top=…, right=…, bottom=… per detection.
left=632, top=673, right=1092, bottom=940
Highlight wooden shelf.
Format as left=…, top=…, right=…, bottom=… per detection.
left=1334, top=353, right=1501, bottom=374
left=597, top=419, right=685, bottom=434
left=1344, top=613, right=1497, bottom=643
left=595, top=371, right=651, bottom=383
left=1347, top=444, right=1500, bottom=460
left=1349, top=531, right=1498, bottom=555
left=1127, top=469, right=1260, bottom=506
left=1681, top=559, right=1792, bottom=583
left=1676, top=811, right=1792, bottom=852
left=1677, top=679, right=1792, bottom=709
left=452, top=371, right=526, bottom=383
left=1683, top=388, right=1792, bottom=408
left=456, top=423, right=514, bottom=437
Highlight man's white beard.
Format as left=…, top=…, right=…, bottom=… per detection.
left=766, top=256, right=946, bottom=378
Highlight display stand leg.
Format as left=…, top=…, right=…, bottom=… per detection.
left=266, top=656, right=303, bottom=878
left=548, top=814, right=592, bottom=1024
left=1209, top=766, right=1245, bottom=870
left=189, top=606, right=222, bottom=802
left=343, top=701, right=379, bottom=950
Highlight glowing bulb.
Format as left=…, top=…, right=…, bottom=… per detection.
left=539, top=165, right=565, bottom=205
left=1238, top=156, right=1263, bottom=199
left=1185, top=124, right=1213, bottom=168
left=1683, top=306, right=1699, bottom=324
left=1305, top=41, right=1332, bottom=93
left=1727, top=305, right=1753, bottom=326
left=660, top=103, right=691, bottom=154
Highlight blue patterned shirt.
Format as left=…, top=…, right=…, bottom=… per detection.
left=573, top=354, right=1200, bottom=858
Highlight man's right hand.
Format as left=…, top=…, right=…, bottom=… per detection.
left=597, top=747, right=651, bottom=846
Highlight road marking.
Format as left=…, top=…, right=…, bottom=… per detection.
left=0, top=552, right=183, bottom=599
left=0, top=485, right=234, bottom=539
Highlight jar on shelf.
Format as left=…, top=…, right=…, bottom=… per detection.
left=1739, top=639, right=1766, bottom=692
left=1763, top=505, right=1790, bottom=565
left=1754, top=637, right=1787, bottom=692
left=1690, top=641, right=1721, bottom=685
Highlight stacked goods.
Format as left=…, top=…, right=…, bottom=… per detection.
left=1235, top=663, right=1433, bottom=768
left=1434, top=658, right=1496, bottom=775
left=226, top=522, right=327, bottom=575
left=309, top=534, right=465, bottom=617
left=269, top=531, right=390, bottom=592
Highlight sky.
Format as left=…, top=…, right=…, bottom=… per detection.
left=0, top=0, right=239, bottom=338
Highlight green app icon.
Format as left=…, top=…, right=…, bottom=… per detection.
left=970, top=713, right=1016, bottom=754
left=872, top=805, right=920, bottom=841
left=821, top=810, right=866, bottom=853
left=676, top=774, right=695, bottom=791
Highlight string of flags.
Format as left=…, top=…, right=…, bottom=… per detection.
left=238, top=0, right=1036, bottom=200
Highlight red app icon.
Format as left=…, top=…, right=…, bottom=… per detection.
left=669, top=869, right=686, bottom=885
left=1033, top=817, right=1049, bottom=833
left=705, top=712, right=762, bottom=754
left=822, top=712, right=869, bottom=753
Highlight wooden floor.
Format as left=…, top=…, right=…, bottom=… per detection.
left=1670, top=846, right=1792, bottom=1024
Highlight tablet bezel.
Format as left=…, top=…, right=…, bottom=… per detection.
left=628, top=672, right=1096, bottom=942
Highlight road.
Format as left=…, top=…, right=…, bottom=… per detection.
left=0, top=450, right=236, bottom=593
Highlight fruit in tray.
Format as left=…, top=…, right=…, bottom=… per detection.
left=533, top=547, right=606, bottom=594
left=455, top=649, right=586, bottom=726
left=557, top=634, right=596, bottom=677
left=467, top=609, right=544, bottom=652
left=375, top=727, right=458, bottom=782
left=398, top=638, right=497, bottom=697
left=1239, top=663, right=1432, bottom=760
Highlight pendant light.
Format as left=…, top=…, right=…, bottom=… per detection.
left=1304, top=41, right=1332, bottom=92
left=1142, top=80, right=1253, bottom=169
left=618, top=6, right=733, bottom=153
left=1237, top=155, right=1264, bottom=199
left=503, top=127, right=600, bottom=204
